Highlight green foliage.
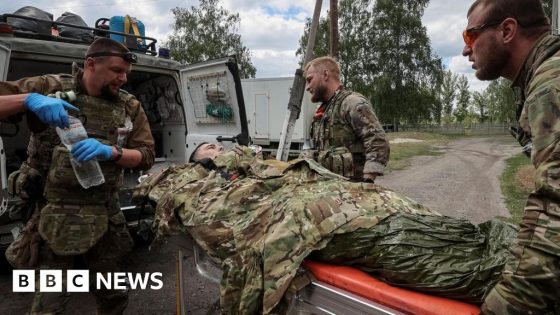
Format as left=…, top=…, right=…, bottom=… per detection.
left=296, top=0, right=373, bottom=94
left=370, top=0, right=443, bottom=125
left=500, top=153, right=532, bottom=224
left=453, top=75, right=471, bottom=123
left=484, top=78, right=516, bottom=123
left=296, top=0, right=443, bottom=125
left=296, top=17, right=330, bottom=65
left=166, top=0, right=256, bottom=78
left=440, top=70, right=459, bottom=121
left=472, top=91, right=488, bottom=122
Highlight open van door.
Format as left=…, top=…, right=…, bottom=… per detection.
left=0, top=43, right=10, bottom=217
left=180, top=57, right=250, bottom=160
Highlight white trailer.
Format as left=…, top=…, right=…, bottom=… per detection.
left=241, top=77, right=318, bottom=153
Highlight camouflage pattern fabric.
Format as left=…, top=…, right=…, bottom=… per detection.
left=310, top=89, right=389, bottom=179
left=135, top=147, right=515, bottom=314
left=40, top=85, right=126, bottom=255
left=31, top=208, right=133, bottom=315
left=0, top=64, right=155, bottom=173
left=0, top=65, right=153, bottom=314
left=481, top=34, right=560, bottom=314
left=5, top=211, right=42, bottom=269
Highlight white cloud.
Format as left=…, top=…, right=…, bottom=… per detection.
left=238, top=8, right=306, bottom=51
left=251, top=49, right=299, bottom=78
left=4, top=0, right=499, bottom=92
left=423, top=0, right=470, bottom=59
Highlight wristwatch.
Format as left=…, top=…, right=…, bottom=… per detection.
left=114, top=145, right=123, bottom=161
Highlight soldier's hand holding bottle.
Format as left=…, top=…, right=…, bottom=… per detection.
left=24, top=93, right=79, bottom=128
left=71, top=139, right=113, bottom=162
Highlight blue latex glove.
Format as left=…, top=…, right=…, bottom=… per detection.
left=71, top=139, right=113, bottom=162
left=24, top=93, right=79, bottom=128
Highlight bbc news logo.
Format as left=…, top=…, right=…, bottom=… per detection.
left=13, top=270, right=163, bottom=292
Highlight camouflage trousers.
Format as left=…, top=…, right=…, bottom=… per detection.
left=30, top=211, right=133, bottom=315
left=481, top=194, right=560, bottom=314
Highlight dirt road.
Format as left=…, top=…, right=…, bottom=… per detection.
left=378, top=136, right=519, bottom=223
left=0, top=136, right=519, bottom=314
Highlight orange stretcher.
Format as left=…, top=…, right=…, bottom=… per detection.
left=303, top=261, right=481, bottom=315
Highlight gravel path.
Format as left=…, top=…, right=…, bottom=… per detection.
left=377, top=136, right=519, bottom=224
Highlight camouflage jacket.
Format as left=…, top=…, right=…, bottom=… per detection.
left=310, top=89, right=390, bottom=177
left=135, top=147, right=435, bottom=314
left=0, top=64, right=155, bottom=174
left=513, top=34, right=560, bottom=256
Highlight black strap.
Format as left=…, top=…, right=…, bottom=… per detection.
left=195, top=158, right=232, bottom=181
left=86, top=52, right=138, bottom=64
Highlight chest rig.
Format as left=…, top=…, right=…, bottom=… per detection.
left=43, top=83, right=129, bottom=204
left=311, top=90, right=366, bottom=153
left=310, top=90, right=365, bottom=178
left=39, top=76, right=132, bottom=255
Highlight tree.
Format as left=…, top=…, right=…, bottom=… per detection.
left=369, top=0, right=443, bottom=125
left=296, top=0, right=444, bottom=126
left=485, top=78, right=516, bottom=123
left=296, top=17, right=330, bottom=66
left=296, top=0, right=371, bottom=93
left=453, top=75, right=471, bottom=123
left=472, top=91, right=488, bottom=123
left=440, top=70, right=459, bottom=123
left=166, top=0, right=256, bottom=78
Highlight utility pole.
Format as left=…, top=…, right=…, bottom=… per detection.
left=330, top=0, right=339, bottom=58
left=276, top=0, right=323, bottom=161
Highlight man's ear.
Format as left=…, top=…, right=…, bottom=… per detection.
left=502, top=18, right=517, bottom=44
left=84, top=57, right=96, bottom=71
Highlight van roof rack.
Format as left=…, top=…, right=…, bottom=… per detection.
left=0, top=13, right=158, bottom=56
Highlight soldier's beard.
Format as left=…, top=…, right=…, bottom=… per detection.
left=100, top=85, right=120, bottom=101
left=311, top=84, right=328, bottom=103
left=475, top=40, right=510, bottom=81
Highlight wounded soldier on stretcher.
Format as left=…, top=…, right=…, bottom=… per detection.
left=133, top=143, right=517, bottom=314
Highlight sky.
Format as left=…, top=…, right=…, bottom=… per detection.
left=4, top=1, right=489, bottom=91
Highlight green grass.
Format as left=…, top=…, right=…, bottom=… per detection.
left=499, top=153, right=532, bottom=224
left=386, top=132, right=451, bottom=171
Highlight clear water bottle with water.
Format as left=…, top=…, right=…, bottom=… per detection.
left=55, top=115, right=105, bottom=189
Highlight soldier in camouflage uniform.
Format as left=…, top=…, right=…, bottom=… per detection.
left=1, top=38, right=155, bottom=314
left=136, top=144, right=517, bottom=314
left=303, top=56, right=389, bottom=182
left=462, top=0, right=560, bottom=313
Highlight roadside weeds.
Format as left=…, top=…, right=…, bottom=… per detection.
left=499, top=154, right=533, bottom=224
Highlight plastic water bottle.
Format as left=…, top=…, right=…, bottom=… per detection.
left=55, top=116, right=105, bottom=189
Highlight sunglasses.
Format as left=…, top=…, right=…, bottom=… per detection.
left=462, top=20, right=503, bottom=48
left=86, top=51, right=138, bottom=64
